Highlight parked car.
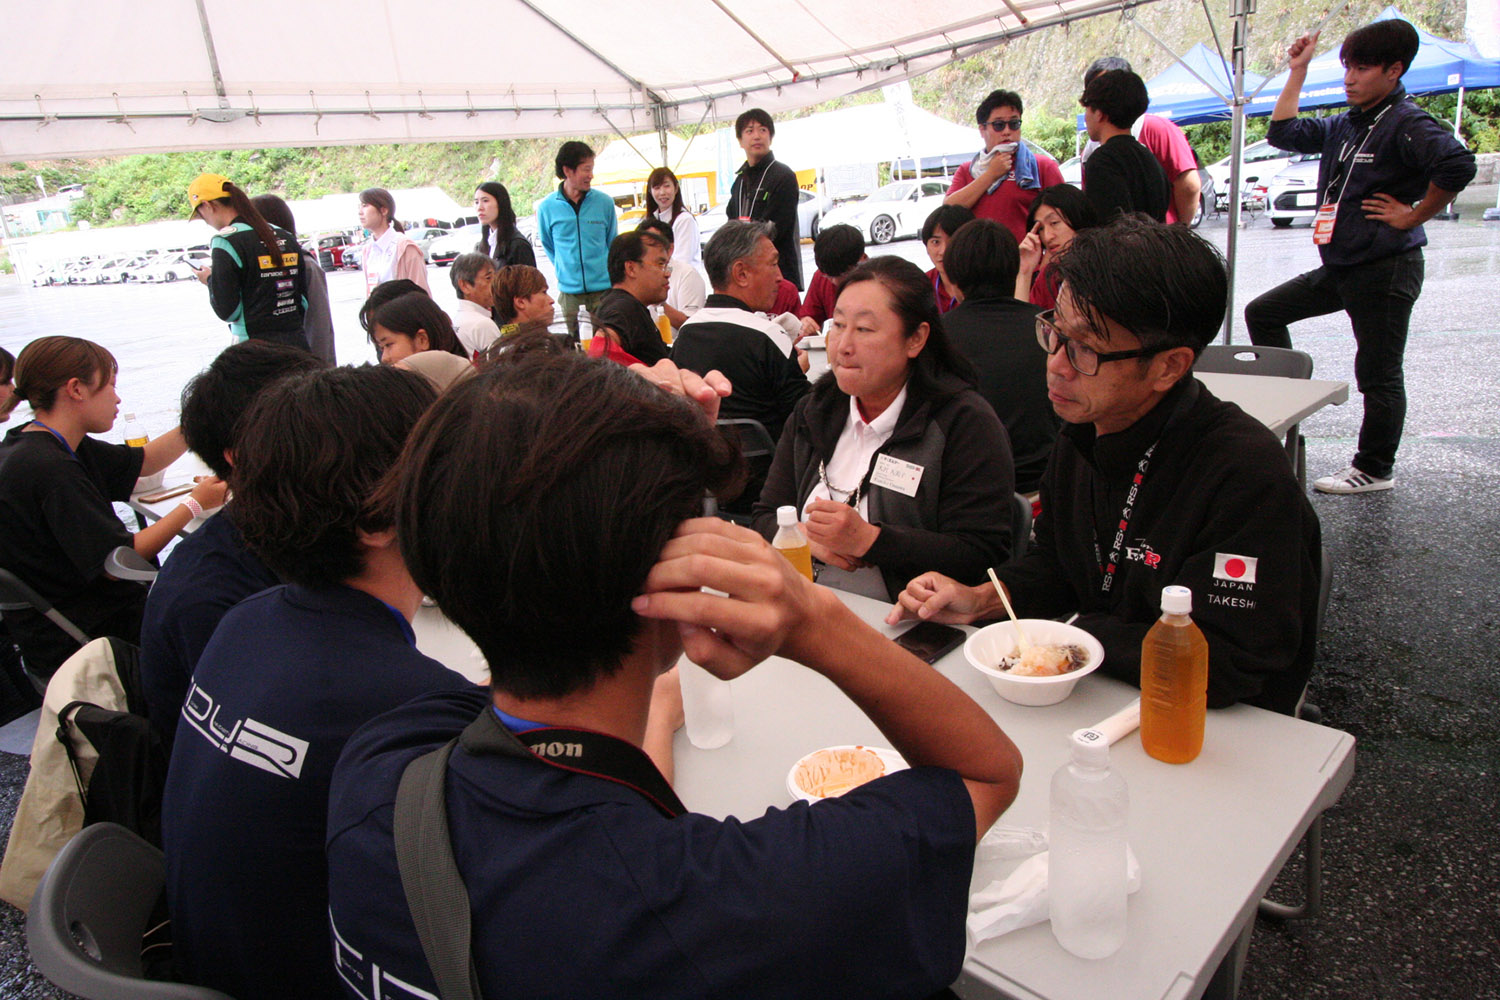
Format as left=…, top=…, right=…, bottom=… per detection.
left=817, top=179, right=949, bottom=245
left=1265, top=154, right=1322, bottom=228
left=697, top=189, right=838, bottom=247
left=96, top=256, right=151, bottom=283
left=314, top=233, right=354, bottom=270
left=516, top=215, right=541, bottom=249
left=405, top=226, right=450, bottom=262
left=429, top=224, right=484, bottom=266
left=139, top=250, right=212, bottom=283
left=342, top=243, right=364, bottom=270
left=1206, top=139, right=1298, bottom=211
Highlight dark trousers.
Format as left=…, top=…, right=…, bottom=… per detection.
left=1244, top=249, right=1424, bottom=479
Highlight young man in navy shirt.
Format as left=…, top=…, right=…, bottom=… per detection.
left=138, top=340, right=325, bottom=747
left=326, top=352, right=1021, bottom=1000
left=1246, top=18, right=1475, bottom=494
left=161, top=365, right=477, bottom=1000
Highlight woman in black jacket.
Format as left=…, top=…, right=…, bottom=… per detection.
left=474, top=182, right=537, bottom=269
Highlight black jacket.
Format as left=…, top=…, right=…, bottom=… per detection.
left=207, top=220, right=309, bottom=348
left=477, top=228, right=537, bottom=269
left=998, top=378, right=1321, bottom=712
left=726, top=153, right=803, bottom=288
left=752, top=369, right=1015, bottom=599
left=1267, top=84, right=1476, bottom=268
left=671, top=294, right=811, bottom=439
left=942, top=294, right=1058, bottom=493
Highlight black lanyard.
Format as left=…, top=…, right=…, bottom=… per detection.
left=461, top=707, right=685, bottom=819
left=1092, top=440, right=1157, bottom=596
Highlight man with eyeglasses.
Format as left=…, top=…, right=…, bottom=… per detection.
left=591, top=230, right=674, bottom=365
left=944, top=89, right=1063, bottom=243
left=890, top=217, right=1321, bottom=714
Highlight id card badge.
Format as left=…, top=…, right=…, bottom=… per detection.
left=870, top=454, right=924, bottom=497
left=1312, top=202, right=1338, bottom=245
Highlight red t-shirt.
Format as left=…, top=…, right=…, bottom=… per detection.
left=1135, top=115, right=1199, bottom=224
left=797, top=270, right=840, bottom=326
left=946, top=152, right=1064, bottom=243
left=925, top=267, right=959, bottom=315
left=1028, top=262, right=1059, bottom=311
left=773, top=277, right=802, bottom=316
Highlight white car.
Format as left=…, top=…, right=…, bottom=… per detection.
left=1206, top=140, right=1298, bottom=211
left=139, top=251, right=212, bottom=282
left=429, top=224, right=484, bottom=266
left=817, top=180, right=950, bottom=245
left=697, top=189, right=837, bottom=246
left=405, top=226, right=451, bottom=263
left=1265, top=155, right=1322, bottom=228
left=96, top=256, right=151, bottom=283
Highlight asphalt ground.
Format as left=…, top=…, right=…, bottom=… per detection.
left=1, top=186, right=1498, bottom=998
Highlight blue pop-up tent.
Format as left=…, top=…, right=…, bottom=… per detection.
left=1074, top=43, right=1266, bottom=128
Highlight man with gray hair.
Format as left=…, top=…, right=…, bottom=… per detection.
left=449, top=252, right=500, bottom=358
left=672, top=221, right=811, bottom=510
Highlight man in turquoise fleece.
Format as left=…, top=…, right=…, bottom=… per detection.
left=538, top=141, right=618, bottom=340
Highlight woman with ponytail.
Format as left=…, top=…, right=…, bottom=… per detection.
left=187, top=173, right=311, bottom=351
left=358, top=187, right=430, bottom=294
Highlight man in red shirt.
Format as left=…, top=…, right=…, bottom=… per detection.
left=1081, top=58, right=1204, bottom=225
left=944, top=89, right=1064, bottom=242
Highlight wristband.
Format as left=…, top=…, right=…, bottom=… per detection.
left=182, top=497, right=205, bottom=519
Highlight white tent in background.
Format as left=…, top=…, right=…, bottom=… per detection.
left=0, top=0, right=1165, bottom=161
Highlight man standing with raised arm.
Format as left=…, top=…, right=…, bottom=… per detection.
left=1245, top=19, right=1474, bottom=495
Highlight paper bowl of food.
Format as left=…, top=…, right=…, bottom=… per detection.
left=787, top=745, right=907, bottom=803
left=965, top=620, right=1105, bottom=706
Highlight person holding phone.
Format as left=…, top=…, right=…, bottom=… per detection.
left=944, top=89, right=1063, bottom=243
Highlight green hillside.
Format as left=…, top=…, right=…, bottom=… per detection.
left=0, top=0, right=1488, bottom=233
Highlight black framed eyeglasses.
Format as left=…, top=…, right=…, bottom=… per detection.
left=983, top=117, right=1023, bottom=132
left=1035, top=310, right=1166, bottom=376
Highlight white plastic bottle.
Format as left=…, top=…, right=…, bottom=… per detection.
left=576, top=305, right=593, bottom=352
left=679, top=659, right=734, bottom=750
left=1048, top=727, right=1129, bottom=959
left=121, top=412, right=148, bottom=447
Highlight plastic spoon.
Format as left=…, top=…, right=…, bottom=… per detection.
left=986, top=567, right=1030, bottom=653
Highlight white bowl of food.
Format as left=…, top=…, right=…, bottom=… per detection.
left=965, top=620, right=1105, bottom=706
left=787, top=745, right=907, bottom=803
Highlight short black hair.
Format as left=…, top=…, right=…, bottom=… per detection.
left=943, top=220, right=1020, bottom=300
left=180, top=341, right=327, bottom=480
left=735, top=108, right=775, bottom=139
left=1341, top=18, right=1420, bottom=76
left=813, top=224, right=865, bottom=278
left=370, top=291, right=468, bottom=358
left=388, top=351, right=741, bottom=700
left=1050, top=215, right=1227, bottom=354
left=1084, top=56, right=1132, bottom=86
left=921, top=204, right=976, bottom=245
left=607, top=230, right=667, bottom=286
left=232, top=365, right=437, bottom=588
left=1080, top=69, right=1150, bottom=129
left=635, top=216, right=675, bottom=247
left=359, top=279, right=428, bottom=333
left=976, top=89, right=1025, bottom=124
left=554, top=140, right=596, bottom=179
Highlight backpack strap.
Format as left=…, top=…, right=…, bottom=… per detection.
left=393, top=737, right=483, bottom=1000
left=55, top=700, right=92, bottom=807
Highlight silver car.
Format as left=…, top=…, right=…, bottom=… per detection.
left=1265, top=155, right=1322, bottom=228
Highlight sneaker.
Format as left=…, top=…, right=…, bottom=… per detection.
left=1313, top=466, right=1393, bottom=495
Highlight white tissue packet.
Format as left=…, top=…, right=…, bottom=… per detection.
left=967, top=846, right=1142, bottom=943
left=976, top=823, right=1049, bottom=861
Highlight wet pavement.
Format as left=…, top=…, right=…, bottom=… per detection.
left=1, top=187, right=1498, bottom=998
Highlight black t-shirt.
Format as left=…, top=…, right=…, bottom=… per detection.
left=0, top=425, right=143, bottom=602
left=593, top=287, right=669, bottom=365
left=943, top=294, right=1060, bottom=493
left=1083, top=134, right=1170, bottom=223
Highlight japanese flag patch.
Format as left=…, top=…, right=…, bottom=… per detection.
left=1213, top=553, right=1258, bottom=584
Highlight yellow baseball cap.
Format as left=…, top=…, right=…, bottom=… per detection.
left=187, top=173, right=231, bottom=217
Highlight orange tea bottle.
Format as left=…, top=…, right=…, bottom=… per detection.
left=1139, top=585, right=1208, bottom=763
left=772, top=506, right=814, bottom=581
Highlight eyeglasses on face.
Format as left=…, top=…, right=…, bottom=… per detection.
left=1035, top=310, right=1166, bottom=376
left=982, top=117, right=1023, bottom=132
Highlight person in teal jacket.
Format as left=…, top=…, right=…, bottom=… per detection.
left=537, top=141, right=617, bottom=339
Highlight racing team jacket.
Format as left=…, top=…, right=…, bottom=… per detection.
left=1267, top=84, right=1476, bottom=268
left=997, top=378, right=1322, bottom=713
left=207, top=220, right=309, bottom=346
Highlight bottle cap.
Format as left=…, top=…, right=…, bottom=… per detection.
left=123, top=412, right=137, bottom=421
left=776, top=505, right=798, bottom=527
left=1161, top=585, right=1192, bottom=615
left=1069, top=727, right=1110, bottom=768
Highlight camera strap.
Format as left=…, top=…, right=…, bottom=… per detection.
left=393, top=708, right=685, bottom=1000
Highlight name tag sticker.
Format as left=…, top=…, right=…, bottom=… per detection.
left=871, top=455, right=924, bottom=497
left=1312, top=202, right=1338, bottom=245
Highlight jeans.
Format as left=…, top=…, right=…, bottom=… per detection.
left=1244, top=249, right=1424, bottom=479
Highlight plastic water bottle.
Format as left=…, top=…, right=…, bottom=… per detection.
left=576, top=305, right=593, bottom=352
left=771, top=506, right=814, bottom=581
left=1140, top=585, right=1209, bottom=764
left=679, top=659, right=733, bottom=749
left=1049, top=727, right=1128, bottom=959
left=121, top=412, right=148, bottom=447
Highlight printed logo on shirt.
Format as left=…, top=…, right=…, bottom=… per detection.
left=281, top=252, right=299, bottom=267
left=180, top=680, right=310, bottom=780
left=1124, top=540, right=1162, bottom=568
left=1353, top=152, right=1376, bottom=165
left=257, top=255, right=274, bottom=269
left=1213, top=553, right=1258, bottom=585
left=332, top=913, right=439, bottom=1000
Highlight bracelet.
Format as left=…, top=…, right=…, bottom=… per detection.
left=182, top=497, right=205, bottom=519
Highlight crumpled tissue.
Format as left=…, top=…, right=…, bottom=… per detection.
left=968, top=837, right=1142, bottom=943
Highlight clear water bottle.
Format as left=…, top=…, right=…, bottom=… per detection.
left=679, top=659, right=733, bottom=749
left=121, top=412, right=148, bottom=447
left=576, top=305, right=593, bottom=352
left=1049, top=727, right=1128, bottom=959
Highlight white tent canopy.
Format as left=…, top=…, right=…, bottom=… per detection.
left=2, top=0, right=1161, bottom=161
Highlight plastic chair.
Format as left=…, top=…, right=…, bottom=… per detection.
left=27, top=822, right=236, bottom=999
left=715, top=419, right=778, bottom=527
left=105, top=547, right=158, bottom=584
left=1008, top=493, right=1032, bottom=563
left=1259, top=544, right=1334, bottom=921
left=1196, top=345, right=1315, bottom=484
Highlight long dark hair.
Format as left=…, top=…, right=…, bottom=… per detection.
left=359, top=188, right=405, bottom=233
left=475, top=181, right=518, bottom=249
left=827, top=256, right=977, bottom=401
left=645, top=167, right=686, bottom=223
left=1025, top=183, right=1099, bottom=234
left=214, top=181, right=285, bottom=263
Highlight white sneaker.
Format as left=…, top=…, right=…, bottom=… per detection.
left=1313, top=466, right=1393, bottom=495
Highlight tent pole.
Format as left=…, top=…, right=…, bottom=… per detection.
left=1455, top=85, right=1465, bottom=135
left=1223, top=0, right=1253, bottom=344
left=654, top=102, right=671, bottom=167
